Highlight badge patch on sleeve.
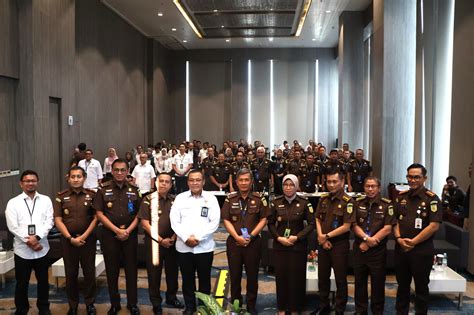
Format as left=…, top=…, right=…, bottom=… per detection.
left=388, top=205, right=394, bottom=216
left=261, top=197, right=267, bottom=207
left=347, top=203, right=353, bottom=214
left=308, top=203, right=314, bottom=213
left=430, top=201, right=438, bottom=212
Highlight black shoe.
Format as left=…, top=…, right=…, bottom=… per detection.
left=87, top=304, right=97, bottom=315
left=310, top=306, right=331, bottom=315
left=153, top=306, right=163, bottom=315
left=67, top=308, right=78, bottom=315
left=183, top=308, right=195, bottom=315
left=107, top=305, right=121, bottom=315
left=166, top=299, right=185, bottom=309
left=127, top=304, right=140, bottom=315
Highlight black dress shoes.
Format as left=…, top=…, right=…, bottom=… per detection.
left=107, top=305, right=121, bottom=315
left=310, top=305, right=331, bottom=315
left=67, top=308, right=78, bottom=315
left=127, top=304, right=140, bottom=315
left=166, top=299, right=185, bottom=309
left=153, top=306, right=163, bottom=315
left=86, top=304, right=97, bottom=315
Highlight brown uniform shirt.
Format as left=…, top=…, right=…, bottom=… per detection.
left=212, top=162, right=232, bottom=184
left=268, top=195, right=315, bottom=252
left=286, top=159, right=306, bottom=177
left=53, top=188, right=96, bottom=235
left=221, top=192, right=270, bottom=235
left=395, top=186, right=442, bottom=254
left=315, top=189, right=356, bottom=241
left=137, top=192, right=175, bottom=239
left=250, top=158, right=272, bottom=182
left=354, top=194, right=396, bottom=245
left=92, top=180, right=141, bottom=228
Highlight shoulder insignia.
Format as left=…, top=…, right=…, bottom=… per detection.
left=251, top=192, right=262, bottom=197
left=297, top=195, right=308, bottom=201
left=261, top=197, right=268, bottom=207
left=320, top=193, right=330, bottom=198
left=274, top=195, right=284, bottom=200
left=224, top=198, right=230, bottom=203
left=398, top=190, right=409, bottom=195
left=55, top=197, right=62, bottom=203
left=128, top=182, right=139, bottom=189
left=228, top=192, right=238, bottom=197
left=143, top=200, right=150, bottom=205
left=342, top=195, right=351, bottom=202
left=425, top=190, right=435, bottom=197
left=356, top=196, right=366, bottom=201
left=308, top=203, right=314, bottom=213
left=430, top=200, right=438, bottom=212
left=57, top=189, right=69, bottom=195
left=101, top=180, right=112, bottom=187
left=85, top=188, right=96, bottom=195
left=388, top=205, right=394, bottom=216
left=381, top=197, right=392, bottom=204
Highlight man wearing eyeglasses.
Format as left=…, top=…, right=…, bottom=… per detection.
left=393, top=163, right=442, bottom=315
left=93, top=159, right=141, bottom=315
left=5, top=170, right=54, bottom=315
left=352, top=177, right=395, bottom=315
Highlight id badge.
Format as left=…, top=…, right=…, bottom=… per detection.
left=284, top=228, right=291, bottom=238
left=128, top=200, right=135, bottom=215
left=201, top=207, right=209, bottom=217
left=415, top=218, right=423, bottom=229
left=180, top=163, right=184, bottom=169
left=241, top=228, right=250, bottom=239
left=28, top=224, right=36, bottom=235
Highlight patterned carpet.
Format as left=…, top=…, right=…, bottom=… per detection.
left=1, top=227, right=473, bottom=314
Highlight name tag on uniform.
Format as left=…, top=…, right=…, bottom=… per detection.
left=241, top=228, right=250, bottom=239
left=415, top=218, right=422, bottom=229
left=201, top=207, right=209, bottom=217
left=284, top=228, right=291, bottom=237
left=28, top=224, right=36, bottom=235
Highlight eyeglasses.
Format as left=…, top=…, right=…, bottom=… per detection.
left=406, top=175, right=424, bottom=181
left=22, top=180, right=38, bottom=183
left=364, top=185, right=379, bottom=189
left=113, top=168, right=127, bottom=173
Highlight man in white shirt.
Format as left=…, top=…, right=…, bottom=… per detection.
left=78, top=149, right=103, bottom=191
left=172, top=144, right=193, bottom=194
left=132, top=153, right=157, bottom=194
left=170, top=170, right=220, bottom=315
left=5, top=170, right=54, bottom=315
left=155, top=148, right=173, bottom=174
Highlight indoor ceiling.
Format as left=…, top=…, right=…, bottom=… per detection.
left=101, top=0, right=372, bottom=50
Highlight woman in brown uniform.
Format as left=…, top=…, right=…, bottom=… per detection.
left=268, top=174, right=315, bottom=314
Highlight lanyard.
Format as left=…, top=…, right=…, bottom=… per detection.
left=366, top=201, right=373, bottom=235
left=239, top=199, right=248, bottom=227
left=24, top=198, right=37, bottom=224
left=85, top=160, right=90, bottom=172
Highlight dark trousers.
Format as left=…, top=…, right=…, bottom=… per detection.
left=101, top=229, right=138, bottom=307
left=318, top=240, right=349, bottom=312
left=274, top=176, right=283, bottom=195
left=273, top=249, right=307, bottom=312
left=61, top=235, right=97, bottom=308
left=14, top=254, right=50, bottom=314
left=226, top=236, right=262, bottom=310
left=353, top=244, right=387, bottom=315
left=175, top=176, right=189, bottom=194
left=178, top=251, right=214, bottom=311
left=395, top=250, right=432, bottom=315
left=145, top=237, right=179, bottom=308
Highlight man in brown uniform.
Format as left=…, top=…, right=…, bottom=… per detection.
left=201, top=147, right=218, bottom=191
left=230, top=151, right=250, bottom=192
left=285, top=149, right=306, bottom=178
left=250, top=146, right=273, bottom=193
left=313, top=170, right=355, bottom=315
left=300, top=153, right=321, bottom=193
left=222, top=168, right=270, bottom=314
left=54, top=166, right=98, bottom=315
left=394, top=163, right=442, bottom=315
left=347, top=149, right=373, bottom=193
left=210, top=152, right=232, bottom=192
left=352, top=177, right=395, bottom=315
left=138, top=173, right=183, bottom=315
left=93, top=159, right=141, bottom=315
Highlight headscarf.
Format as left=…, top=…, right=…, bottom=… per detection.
left=283, top=174, right=299, bottom=202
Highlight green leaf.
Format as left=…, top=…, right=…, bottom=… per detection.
left=195, top=292, right=224, bottom=315
left=196, top=305, right=210, bottom=315
left=232, top=299, right=240, bottom=312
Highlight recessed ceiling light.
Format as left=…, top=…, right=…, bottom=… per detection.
left=269, top=37, right=274, bottom=42
left=325, top=10, right=331, bottom=13
left=157, top=13, right=163, bottom=17
left=213, top=9, right=218, bottom=12
left=225, top=39, right=230, bottom=42
left=221, top=25, right=225, bottom=28
left=312, top=38, right=316, bottom=41
left=172, top=28, right=177, bottom=31
left=183, top=40, right=187, bottom=43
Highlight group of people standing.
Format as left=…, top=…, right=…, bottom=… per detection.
left=4, top=138, right=444, bottom=315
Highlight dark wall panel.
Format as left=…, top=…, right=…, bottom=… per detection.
left=0, top=0, right=19, bottom=79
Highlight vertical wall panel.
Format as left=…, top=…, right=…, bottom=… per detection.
left=250, top=61, right=271, bottom=146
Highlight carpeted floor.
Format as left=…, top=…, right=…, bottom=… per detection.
left=1, top=227, right=473, bottom=314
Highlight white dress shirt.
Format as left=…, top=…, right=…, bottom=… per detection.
left=131, top=162, right=156, bottom=193
left=5, top=192, right=54, bottom=259
left=78, top=158, right=103, bottom=189
left=154, top=154, right=173, bottom=173
left=199, top=149, right=208, bottom=162
left=170, top=190, right=220, bottom=254
left=173, top=152, right=193, bottom=176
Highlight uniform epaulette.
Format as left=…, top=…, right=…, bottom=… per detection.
left=356, top=196, right=366, bottom=202
left=128, top=182, right=139, bottom=189
left=425, top=190, right=435, bottom=197
left=342, top=195, right=351, bottom=202
left=273, top=195, right=284, bottom=200
left=85, top=188, right=96, bottom=194
left=57, top=189, right=69, bottom=195
left=228, top=191, right=238, bottom=198
left=320, top=193, right=330, bottom=198
left=101, top=180, right=113, bottom=187
left=398, top=189, right=410, bottom=195
left=381, top=197, right=392, bottom=204
left=251, top=191, right=262, bottom=198
left=296, top=194, right=308, bottom=200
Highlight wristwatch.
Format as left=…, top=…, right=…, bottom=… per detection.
left=363, top=235, right=368, bottom=241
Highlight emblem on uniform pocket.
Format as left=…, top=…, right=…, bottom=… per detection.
left=277, top=216, right=282, bottom=222
left=107, top=202, right=113, bottom=208
left=64, top=209, right=69, bottom=215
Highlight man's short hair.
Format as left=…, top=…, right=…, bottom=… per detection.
left=78, top=143, right=87, bottom=151
left=236, top=168, right=252, bottom=180
left=85, top=149, right=93, bottom=154
left=363, top=176, right=381, bottom=187
left=112, top=158, right=129, bottom=169
left=68, top=166, right=87, bottom=177
left=407, top=163, right=427, bottom=176
left=446, top=175, right=457, bottom=182
left=188, top=169, right=203, bottom=177
left=329, top=149, right=338, bottom=154
left=326, top=169, right=344, bottom=180
left=20, top=170, right=39, bottom=181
